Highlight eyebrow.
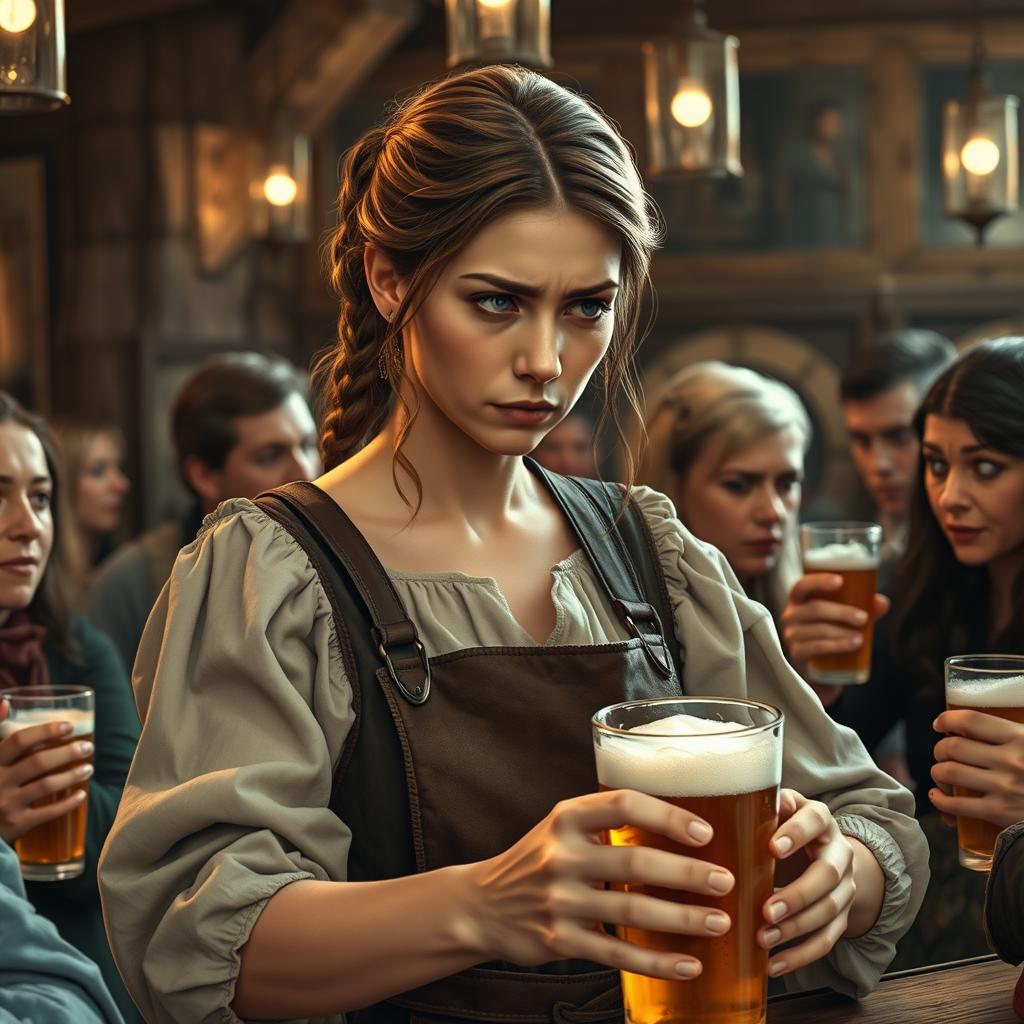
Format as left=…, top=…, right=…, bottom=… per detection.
left=0, top=474, right=51, bottom=485
left=922, top=442, right=993, bottom=456
left=458, top=273, right=619, bottom=300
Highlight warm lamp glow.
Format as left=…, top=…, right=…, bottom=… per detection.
left=0, top=0, right=36, bottom=33
left=263, top=168, right=298, bottom=207
left=670, top=84, right=713, bottom=128
left=477, top=0, right=511, bottom=6
left=960, top=135, right=1001, bottom=176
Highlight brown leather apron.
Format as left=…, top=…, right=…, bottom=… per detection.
left=257, top=462, right=685, bottom=1023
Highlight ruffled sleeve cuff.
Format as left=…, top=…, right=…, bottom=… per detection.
left=789, top=813, right=916, bottom=997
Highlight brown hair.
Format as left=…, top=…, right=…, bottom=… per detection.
left=172, top=353, right=309, bottom=496
left=316, top=64, right=661, bottom=505
left=0, top=391, right=80, bottom=661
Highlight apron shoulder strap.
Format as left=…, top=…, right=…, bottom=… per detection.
left=255, top=482, right=430, bottom=705
left=527, top=459, right=683, bottom=685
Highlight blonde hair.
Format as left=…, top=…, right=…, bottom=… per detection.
left=638, top=361, right=811, bottom=620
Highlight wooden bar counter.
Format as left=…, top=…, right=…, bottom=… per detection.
left=768, top=956, right=1020, bottom=1023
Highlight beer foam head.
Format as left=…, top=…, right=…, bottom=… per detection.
left=0, top=707, right=93, bottom=739
left=803, top=540, right=878, bottom=571
left=947, top=674, right=1024, bottom=709
left=595, top=712, right=781, bottom=797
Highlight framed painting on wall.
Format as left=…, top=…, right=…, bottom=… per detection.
left=0, top=157, right=49, bottom=411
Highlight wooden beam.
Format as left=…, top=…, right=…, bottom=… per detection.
left=234, top=0, right=420, bottom=133
left=68, top=0, right=212, bottom=33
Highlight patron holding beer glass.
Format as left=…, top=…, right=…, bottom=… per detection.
left=100, top=66, right=926, bottom=1024
left=0, top=391, right=140, bottom=1023
left=784, top=338, right=1024, bottom=966
left=638, top=361, right=809, bottom=627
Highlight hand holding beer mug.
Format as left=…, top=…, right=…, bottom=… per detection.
left=593, top=697, right=783, bottom=1024
left=786, top=522, right=884, bottom=686
left=0, top=685, right=95, bottom=880
left=933, top=655, right=1024, bottom=872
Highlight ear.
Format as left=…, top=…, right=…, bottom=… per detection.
left=364, top=246, right=408, bottom=320
left=181, top=455, right=223, bottom=511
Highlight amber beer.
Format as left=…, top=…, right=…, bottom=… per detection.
left=801, top=523, right=882, bottom=685
left=0, top=686, right=94, bottom=881
left=945, top=656, right=1024, bottom=872
left=593, top=697, right=783, bottom=1024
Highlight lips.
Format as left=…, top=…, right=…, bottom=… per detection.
left=0, top=557, right=39, bottom=578
left=946, top=525, right=984, bottom=545
left=745, top=538, right=781, bottom=555
left=491, top=401, right=559, bottom=425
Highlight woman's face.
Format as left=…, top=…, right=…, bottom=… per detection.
left=922, top=414, right=1024, bottom=569
left=396, top=206, right=622, bottom=458
left=675, top=425, right=805, bottom=585
left=76, top=431, right=130, bottom=536
left=0, top=423, right=54, bottom=612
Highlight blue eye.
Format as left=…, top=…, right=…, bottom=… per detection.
left=975, top=459, right=1003, bottom=479
left=476, top=294, right=518, bottom=314
left=926, top=458, right=948, bottom=479
left=570, top=299, right=612, bottom=321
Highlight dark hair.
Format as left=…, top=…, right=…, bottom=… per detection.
left=172, top=353, right=308, bottom=495
left=0, top=391, right=79, bottom=662
left=891, top=338, right=1024, bottom=694
left=316, top=64, right=660, bottom=508
left=840, top=329, right=956, bottom=404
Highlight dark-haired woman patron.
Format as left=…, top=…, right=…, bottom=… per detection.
left=100, top=66, right=926, bottom=1024
left=0, top=393, right=141, bottom=1022
left=784, top=338, right=1024, bottom=967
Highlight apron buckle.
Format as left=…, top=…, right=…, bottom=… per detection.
left=614, top=600, right=674, bottom=680
left=376, top=633, right=432, bottom=705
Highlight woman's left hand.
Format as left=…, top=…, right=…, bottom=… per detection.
left=930, top=709, right=1024, bottom=829
left=758, top=789, right=857, bottom=978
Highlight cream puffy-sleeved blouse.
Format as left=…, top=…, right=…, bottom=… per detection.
left=98, top=487, right=928, bottom=1024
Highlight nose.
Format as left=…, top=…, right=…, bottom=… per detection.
left=870, top=440, right=893, bottom=477
left=754, top=485, right=786, bottom=526
left=7, top=495, right=42, bottom=541
left=514, top=319, right=562, bottom=385
left=938, top=466, right=971, bottom=516
left=114, top=468, right=130, bottom=494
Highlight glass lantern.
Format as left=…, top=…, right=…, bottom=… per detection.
left=249, top=113, right=312, bottom=244
left=0, top=0, right=68, bottom=113
left=643, top=3, right=740, bottom=179
left=942, top=69, right=1019, bottom=245
left=445, top=0, right=551, bottom=69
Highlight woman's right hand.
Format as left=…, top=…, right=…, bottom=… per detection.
left=463, top=788, right=734, bottom=981
left=0, top=698, right=93, bottom=844
left=781, top=573, right=889, bottom=704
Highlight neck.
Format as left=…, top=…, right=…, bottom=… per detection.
left=80, top=528, right=101, bottom=566
left=989, top=547, right=1024, bottom=637
left=351, top=383, right=537, bottom=529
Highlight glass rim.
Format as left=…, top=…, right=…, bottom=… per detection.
left=945, top=654, right=1024, bottom=676
left=0, top=685, right=94, bottom=703
left=800, top=521, right=882, bottom=536
left=592, top=695, right=783, bottom=739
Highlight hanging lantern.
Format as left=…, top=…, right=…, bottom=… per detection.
left=445, top=0, right=551, bottom=69
left=0, top=0, right=68, bottom=113
left=249, top=111, right=311, bottom=244
left=942, top=56, right=1019, bottom=245
left=643, top=0, right=741, bottom=179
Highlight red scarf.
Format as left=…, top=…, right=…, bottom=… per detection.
left=0, top=610, right=49, bottom=690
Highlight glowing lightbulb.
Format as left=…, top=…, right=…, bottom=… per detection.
left=670, top=85, right=713, bottom=128
left=263, top=167, right=298, bottom=207
left=960, top=135, right=1001, bottom=176
left=477, top=0, right=511, bottom=7
left=0, top=0, right=37, bottom=34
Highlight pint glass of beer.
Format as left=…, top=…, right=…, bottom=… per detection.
left=800, top=521, right=882, bottom=685
left=945, top=655, right=1024, bottom=872
left=592, top=696, right=783, bottom=1024
left=0, top=685, right=94, bottom=881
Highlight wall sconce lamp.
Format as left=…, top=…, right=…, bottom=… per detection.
left=942, top=5, right=1019, bottom=245
left=445, top=0, right=551, bottom=69
left=642, top=0, right=741, bottom=179
left=249, top=110, right=311, bottom=244
left=0, top=0, right=69, bottom=113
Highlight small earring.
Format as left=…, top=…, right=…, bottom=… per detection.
left=385, top=308, right=393, bottom=322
